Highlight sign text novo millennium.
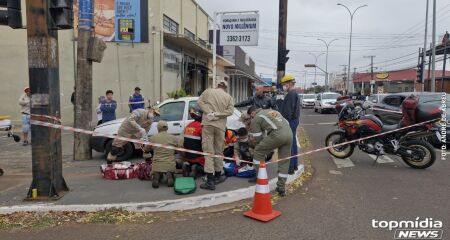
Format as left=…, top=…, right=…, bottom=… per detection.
left=220, top=13, right=259, bottom=46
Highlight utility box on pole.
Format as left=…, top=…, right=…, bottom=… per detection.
left=25, top=0, right=68, bottom=199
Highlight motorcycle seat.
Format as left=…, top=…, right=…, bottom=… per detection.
left=382, top=123, right=400, bottom=132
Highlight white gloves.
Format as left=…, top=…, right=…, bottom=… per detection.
left=207, top=112, right=219, bottom=121
left=139, top=128, right=148, bottom=141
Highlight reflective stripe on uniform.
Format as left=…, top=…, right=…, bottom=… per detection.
left=260, top=115, right=278, bottom=130
left=184, top=135, right=201, bottom=140
left=278, top=173, right=289, bottom=178
left=251, top=132, right=263, bottom=137
left=253, top=159, right=260, bottom=164
left=255, top=184, right=270, bottom=194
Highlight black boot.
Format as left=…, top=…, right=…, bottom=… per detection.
left=200, top=173, right=215, bottom=190
left=152, top=172, right=161, bottom=189
left=214, top=171, right=227, bottom=185
left=182, top=163, right=191, bottom=177
left=167, top=172, right=174, bottom=187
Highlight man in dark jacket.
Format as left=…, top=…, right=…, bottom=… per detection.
left=235, top=86, right=277, bottom=110
left=279, top=75, right=301, bottom=174
left=128, top=87, right=145, bottom=112
left=100, top=90, right=117, bottom=123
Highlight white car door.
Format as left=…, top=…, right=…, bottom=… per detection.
left=149, top=100, right=187, bottom=136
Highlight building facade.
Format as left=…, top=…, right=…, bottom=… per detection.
left=0, top=0, right=213, bottom=123
left=353, top=68, right=450, bottom=94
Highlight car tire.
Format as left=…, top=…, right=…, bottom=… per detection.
left=318, top=107, right=323, bottom=114
left=105, top=139, right=134, bottom=161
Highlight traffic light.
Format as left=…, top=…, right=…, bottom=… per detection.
left=278, top=48, right=290, bottom=65
left=49, top=0, right=73, bottom=30
left=0, top=0, right=23, bottom=29
left=417, top=62, right=423, bottom=83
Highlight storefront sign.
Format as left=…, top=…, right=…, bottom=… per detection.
left=220, top=13, right=259, bottom=46
left=73, top=0, right=148, bottom=43
left=376, top=72, right=389, bottom=79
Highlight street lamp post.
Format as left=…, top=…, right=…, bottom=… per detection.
left=337, top=3, right=368, bottom=94
left=317, top=38, right=338, bottom=91
left=308, top=52, right=324, bottom=86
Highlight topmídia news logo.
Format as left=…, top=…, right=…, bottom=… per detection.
left=372, top=218, right=443, bottom=239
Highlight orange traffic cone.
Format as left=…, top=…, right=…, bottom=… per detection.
left=244, top=161, right=281, bottom=222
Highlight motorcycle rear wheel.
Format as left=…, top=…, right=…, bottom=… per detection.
left=401, top=140, right=436, bottom=169
left=325, top=131, right=355, bottom=159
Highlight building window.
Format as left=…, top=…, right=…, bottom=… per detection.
left=198, top=38, right=207, bottom=47
left=184, top=28, right=195, bottom=41
left=163, top=44, right=182, bottom=72
left=163, top=15, right=179, bottom=34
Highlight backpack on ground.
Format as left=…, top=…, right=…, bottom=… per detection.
left=100, top=161, right=138, bottom=180
left=137, top=161, right=152, bottom=180
left=174, top=177, right=196, bottom=195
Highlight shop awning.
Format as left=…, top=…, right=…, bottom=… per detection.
left=164, top=32, right=212, bottom=58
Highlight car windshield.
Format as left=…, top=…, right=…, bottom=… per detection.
left=323, top=93, right=340, bottom=100
left=303, top=95, right=315, bottom=99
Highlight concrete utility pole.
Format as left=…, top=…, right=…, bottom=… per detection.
left=431, top=0, right=436, bottom=92
left=276, top=0, right=288, bottom=85
left=364, top=55, right=375, bottom=95
left=422, top=0, right=429, bottom=91
left=340, top=64, right=348, bottom=94
left=25, top=0, right=68, bottom=198
left=74, top=0, right=94, bottom=160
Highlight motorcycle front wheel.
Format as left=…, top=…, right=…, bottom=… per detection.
left=401, top=140, right=436, bottom=169
left=325, top=131, right=355, bottom=159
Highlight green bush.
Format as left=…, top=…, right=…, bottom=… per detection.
left=167, top=89, right=190, bottom=98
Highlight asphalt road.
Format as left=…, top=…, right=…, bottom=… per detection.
left=2, top=108, right=449, bottom=240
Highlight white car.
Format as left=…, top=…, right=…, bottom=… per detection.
left=91, top=97, right=244, bottom=161
left=314, top=92, right=341, bottom=114
left=301, top=94, right=316, bottom=108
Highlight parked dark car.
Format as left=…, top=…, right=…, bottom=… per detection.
left=366, top=92, right=449, bottom=147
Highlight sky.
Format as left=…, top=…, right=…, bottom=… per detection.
left=197, top=0, right=450, bottom=88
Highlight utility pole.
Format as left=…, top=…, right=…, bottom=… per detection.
left=74, top=0, right=94, bottom=160
left=340, top=64, right=348, bottom=94
left=431, top=0, right=436, bottom=92
left=277, top=0, right=289, bottom=85
left=422, top=0, right=429, bottom=91
left=364, top=55, right=375, bottom=95
left=25, top=0, right=68, bottom=199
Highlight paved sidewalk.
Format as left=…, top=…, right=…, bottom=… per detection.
left=0, top=132, right=304, bottom=213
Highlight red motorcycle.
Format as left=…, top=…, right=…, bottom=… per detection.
left=325, top=98, right=441, bottom=169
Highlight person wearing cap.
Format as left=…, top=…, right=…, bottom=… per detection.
left=143, top=120, right=183, bottom=188
left=235, top=85, right=278, bottom=110
left=107, top=106, right=160, bottom=163
left=197, top=80, right=234, bottom=190
left=18, top=87, right=31, bottom=146
left=247, top=106, right=292, bottom=196
left=280, top=74, right=301, bottom=174
left=128, top=87, right=145, bottom=113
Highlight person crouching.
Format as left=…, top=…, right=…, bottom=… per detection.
left=144, top=121, right=183, bottom=189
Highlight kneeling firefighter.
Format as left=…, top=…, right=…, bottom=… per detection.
left=247, top=106, right=293, bottom=196
left=107, top=107, right=160, bottom=163
left=144, top=120, right=183, bottom=188
left=182, top=107, right=206, bottom=177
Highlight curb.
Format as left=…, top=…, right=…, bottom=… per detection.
left=0, top=165, right=304, bottom=214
